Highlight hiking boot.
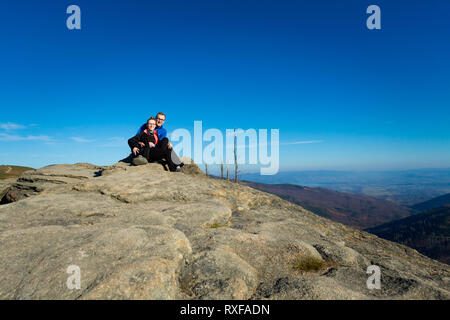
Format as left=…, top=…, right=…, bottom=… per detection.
left=132, top=155, right=148, bottom=166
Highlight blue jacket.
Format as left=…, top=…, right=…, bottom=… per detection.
left=137, top=124, right=167, bottom=141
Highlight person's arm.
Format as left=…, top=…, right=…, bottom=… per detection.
left=128, top=133, right=143, bottom=150
left=157, top=127, right=167, bottom=140
left=148, top=132, right=155, bottom=148
left=157, top=127, right=172, bottom=149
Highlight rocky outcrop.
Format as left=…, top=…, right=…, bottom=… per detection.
left=0, top=178, right=18, bottom=204
left=0, top=162, right=448, bottom=299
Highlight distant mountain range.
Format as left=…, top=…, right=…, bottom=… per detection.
left=241, top=168, right=450, bottom=206
left=366, top=205, right=450, bottom=264
left=411, top=193, right=450, bottom=212
left=245, top=181, right=450, bottom=264
left=245, top=182, right=411, bottom=229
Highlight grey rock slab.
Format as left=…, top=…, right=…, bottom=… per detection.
left=0, top=162, right=448, bottom=300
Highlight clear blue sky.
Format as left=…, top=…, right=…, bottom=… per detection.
left=1, top=0, right=449, bottom=171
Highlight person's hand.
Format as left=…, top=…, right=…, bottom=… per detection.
left=132, top=147, right=140, bottom=155
left=168, top=141, right=172, bottom=150
left=138, top=142, right=145, bottom=147
left=149, top=142, right=155, bottom=148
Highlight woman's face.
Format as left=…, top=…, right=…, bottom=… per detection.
left=147, top=120, right=156, bottom=130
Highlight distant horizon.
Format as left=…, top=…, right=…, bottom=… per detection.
left=241, top=167, right=450, bottom=174
left=2, top=161, right=450, bottom=174
left=201, top=165, right=450, bottom=175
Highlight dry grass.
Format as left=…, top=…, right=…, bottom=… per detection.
left=205, top=221, right=230, bottom=228
left=292, top=256, right=334, bottom=273
left=206, top=223, right=222, bottom=228
left=181, top=164, right=203, bottom=175
left=0, top=165, right=34, bottom=180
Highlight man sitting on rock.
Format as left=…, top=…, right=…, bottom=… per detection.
left=128, top=117, right=179, bottom=171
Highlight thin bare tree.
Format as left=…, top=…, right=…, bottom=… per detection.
left=234, top=128, right=238, bottom=183
left=221, top=162, right=224, bottom=179
left=205, top=164, right=208, bottom=176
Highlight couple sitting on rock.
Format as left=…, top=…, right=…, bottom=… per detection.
left=128, top=112, right=184, bottom=172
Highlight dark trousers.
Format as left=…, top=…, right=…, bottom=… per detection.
left=134, top=138, right=177, bottom=171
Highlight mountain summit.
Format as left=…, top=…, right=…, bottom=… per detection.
left=0, top=162, right=448, bottom=299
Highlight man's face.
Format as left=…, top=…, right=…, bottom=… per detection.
left=156, top=114, right=165, bottom=127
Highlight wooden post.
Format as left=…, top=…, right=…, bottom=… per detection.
left=221, top=162, right=224, bottom=179
left=234, top=128, right=238, bottom=183
left=226, top=164, right=229, bottom=181
left=205, top=164, right=208, bottom=176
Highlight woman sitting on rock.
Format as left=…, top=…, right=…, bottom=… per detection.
left=128, top=117, right=178, bottom=171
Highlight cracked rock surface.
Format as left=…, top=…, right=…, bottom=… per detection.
left=0, top=162, right=448, bottom=299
